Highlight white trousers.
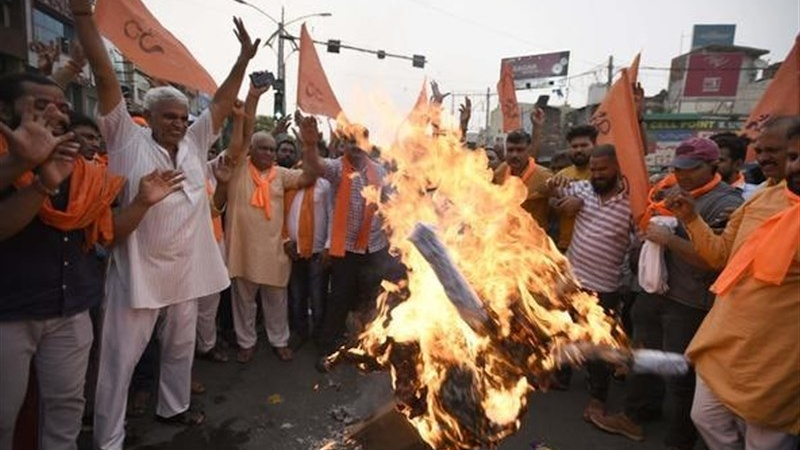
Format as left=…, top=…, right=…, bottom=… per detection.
left=93, top=292, right=197, bottom=450
left=0, top=311, right=92, bottom=450
left=692, top=375, right=799, bottom=450
left=231, top=277, right=290, bottom=349
left=196, top=292, right=221, bottom=354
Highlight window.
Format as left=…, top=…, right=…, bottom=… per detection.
left=32, top=8, right=73, bottom=46
left=0, top=3, right=10, bottom=28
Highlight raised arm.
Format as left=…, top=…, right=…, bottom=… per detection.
left=458, top=97, right=471, bottom=143
left=209, top=18, right=260, bottom=133
left=51, top=40, right=87, bottom=90
left=224, top=100, right=247, bottom=163
left=295, top=113, right=322, bottom=187
left=529, top=107, right=544, bottom=159
left=69, top=0, right=123, bottom=115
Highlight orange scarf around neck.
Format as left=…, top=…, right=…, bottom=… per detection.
left=248, top=159, right=277, bottom=220
left=711, top=187, right=799, bottom=296
left=330, top=157, right=379, bottom=257
left=0, top=137, right=124, bottom=250
left=500, top=157, right=537, bottom=184
left=641, top=172, right=722, bottom=230
left=283, top=184, right=317, bottom=258
left=205, top=180, right=223, bottom=242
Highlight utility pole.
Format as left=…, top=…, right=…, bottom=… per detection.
left=485, top=87, right=491, bottom=131
left=275, top=7, right=286, bottom=116
left=607, top=55, right=614, bottom=89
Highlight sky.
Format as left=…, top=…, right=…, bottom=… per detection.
left=142, top=0, right=799, bottom=143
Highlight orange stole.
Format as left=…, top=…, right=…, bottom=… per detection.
left=283, top=185, right=317, bottom=258
left=248, top=160, right=277, bottom=220
left=642, top=173, right=722, bottom=229
left=0, top=137, right=124, bottom=249
left=329, top=158, right=379, bottom=257
left=711, top=187, right=799, bottom=295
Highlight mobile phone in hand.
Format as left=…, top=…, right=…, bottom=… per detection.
left=249, top=71, right=275, bottom=89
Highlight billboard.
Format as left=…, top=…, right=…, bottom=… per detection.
left=692, top=25, right=736, bottom=50
left=501, top=51, right=570, bottom=89
left=683, top=52, right=743, bottom=97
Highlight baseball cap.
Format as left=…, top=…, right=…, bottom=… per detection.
left=671, top=137, right=720, bottom=169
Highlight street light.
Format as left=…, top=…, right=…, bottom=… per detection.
left=232, top=0, right=331, bottom=116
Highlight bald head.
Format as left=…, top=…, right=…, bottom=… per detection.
left=250, top=131, right=277, bottom=170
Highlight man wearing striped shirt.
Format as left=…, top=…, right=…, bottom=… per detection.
left=548, top=144, right=634, bottom=421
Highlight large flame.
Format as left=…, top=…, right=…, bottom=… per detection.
left=339, top=106, right=626, bottom=450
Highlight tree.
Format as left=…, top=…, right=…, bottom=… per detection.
left=254, top=115, right=275, bottom=133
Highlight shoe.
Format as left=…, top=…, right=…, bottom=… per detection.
left=583, top=398, right=605, bottom=422
left=274, top=346, right=294, bottom=362
left=589, top=412, right=645, bottom=442
left=237, top=346, right=255, bottom=364
left=155, top=409, right=206, bottom=426
left=196, top=347, right=229, bottom=363
left=190, top=380, right=206, bottom=395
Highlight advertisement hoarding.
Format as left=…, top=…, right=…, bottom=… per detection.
left=683, top=52, right=743, bottom=97
left=501, top=51, right=570, bottom=89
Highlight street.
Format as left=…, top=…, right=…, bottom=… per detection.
left=78, top=334, right=694, bottom=450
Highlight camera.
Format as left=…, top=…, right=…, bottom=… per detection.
left=249, top=71, right=276, bottom=89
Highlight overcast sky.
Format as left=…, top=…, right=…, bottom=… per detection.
left=142, top=0, right=798, bottom=142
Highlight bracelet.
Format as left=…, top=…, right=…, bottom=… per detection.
left=32, top=176, right=60, bottom=197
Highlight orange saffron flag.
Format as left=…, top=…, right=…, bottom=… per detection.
left=95, top=0, right=217, bottom=94
left=497, top=61, right=521, bottom=132
left=405, top=77, right=429, bottom=126
left=742, top=35, right=800, bottom=161
left=297, top=23, right=343, bottom=119
left=591, top=53, right=649, bottom=230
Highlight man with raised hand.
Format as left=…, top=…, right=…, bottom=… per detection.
left=69, top=0, right=260, bottom=447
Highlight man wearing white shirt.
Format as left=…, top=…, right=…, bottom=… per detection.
left=276, top=136, right=333, bottom=348
left=70, top=1, right=260, bottom=447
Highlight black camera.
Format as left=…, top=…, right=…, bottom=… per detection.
left=249, top=70, right=276, bottom=89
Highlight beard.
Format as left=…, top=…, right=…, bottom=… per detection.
left=570, top=153, right=589, bottom=167
left=591, top=176, right=618, bottom=195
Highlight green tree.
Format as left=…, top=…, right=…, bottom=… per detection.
left=254, top=115, right=275, bottom=133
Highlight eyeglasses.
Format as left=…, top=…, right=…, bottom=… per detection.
left=33, top=98, right=72, bottom=115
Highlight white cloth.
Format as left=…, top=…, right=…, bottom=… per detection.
left=94, top=279, right=198, bottom=450
left=691, top=375, right=800, bottom=450
left=232, top=278, right=290, bottom=349
left=0, top=312, right=92, bottom=450
left=638, top=216, right=679, bottom=294
left=98, top=100, right=229, bottom=308
left=286, top=178, right=333, bottom=254
left=196, top=291, right=221, bottom=354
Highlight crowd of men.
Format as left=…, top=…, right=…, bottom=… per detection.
left=0, top=2, right=798, bottom=450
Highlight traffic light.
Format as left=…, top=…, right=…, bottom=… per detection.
left=273, top=91, right=284, bottom=117
left=327, top=40, right=341, bottom=53
left=412, top=54, right=426, bottom=69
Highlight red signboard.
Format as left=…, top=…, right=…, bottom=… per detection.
left=683, top=52, right=743, bottom=97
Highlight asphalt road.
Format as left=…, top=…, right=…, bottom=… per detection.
left=77, top=335, right=703, bottom=450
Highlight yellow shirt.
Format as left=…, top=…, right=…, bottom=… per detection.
left=684, top=184, right=800, bottom=434
left=554, top=165, right=591, bottom=250
left=493, top=161, right=553, bottom=230
left=225, top=160, right=303, bottom=287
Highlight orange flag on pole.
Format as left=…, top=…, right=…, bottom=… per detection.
left=95, top=0, right=217, bottom=94
left=591, top=53, right=649, bottom=230
left=742, top=35, right=800, bottom=161
left=297, top=24, right=343, bottom=119
left=497, top=61, right=521, bottom=132
left=405, top=78, right=429, bottom=126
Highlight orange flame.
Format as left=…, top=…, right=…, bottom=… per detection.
left=342, top=103, right=626, bottom=449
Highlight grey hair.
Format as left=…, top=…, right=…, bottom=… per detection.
left=142, top=86, right=189, bottom=111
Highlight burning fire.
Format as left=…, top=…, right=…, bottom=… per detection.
left=335, top=107, right=627, bottom=449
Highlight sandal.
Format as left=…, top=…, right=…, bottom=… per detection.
left=274, top=346, right=294, bottom=362
left=196, top=347, right=229, bottom=363
left=191, top=380, right=206, bottom=395
left=156, top=409, right=206, bottom=427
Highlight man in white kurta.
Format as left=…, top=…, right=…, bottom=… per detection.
left=93, top=99, right=230, bottom=448
left=226, top=132, right=316, bottom=363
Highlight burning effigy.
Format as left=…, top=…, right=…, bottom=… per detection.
left=325, top=109, right=681, bottom=450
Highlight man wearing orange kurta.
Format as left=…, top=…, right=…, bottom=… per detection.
left=226, top=131, right=318, bottom=363
left=666, top=117, right=800, bottom=449
left=493, top=129, right=553, bottom=230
